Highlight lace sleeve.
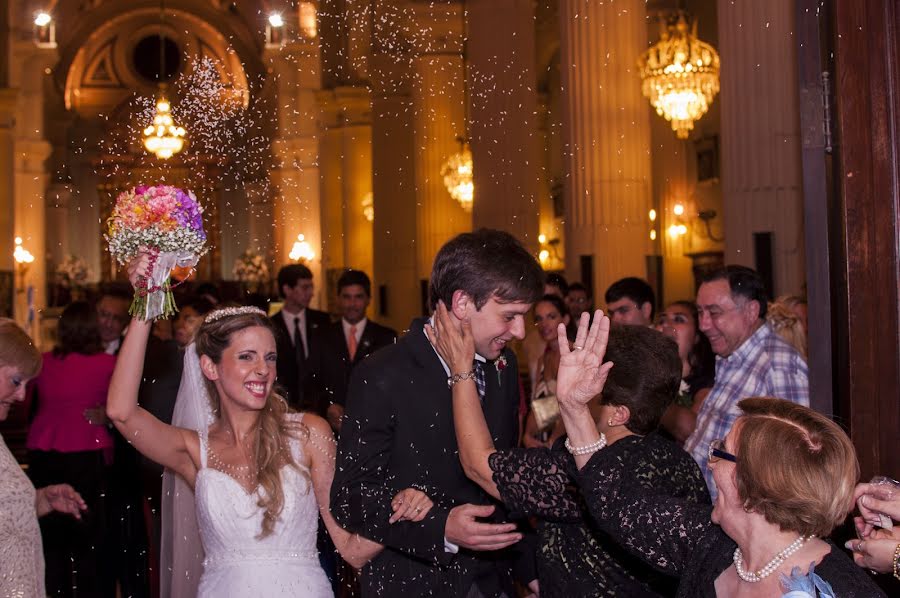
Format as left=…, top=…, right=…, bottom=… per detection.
left=488, top=448, right=582, bottom=522
left=577, top=448, right=713, bottom=575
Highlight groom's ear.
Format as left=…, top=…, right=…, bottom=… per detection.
left=449, top=290, right=471, bottom=320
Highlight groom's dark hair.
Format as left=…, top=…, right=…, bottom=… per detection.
left=429, top=229, right=543, bottom=312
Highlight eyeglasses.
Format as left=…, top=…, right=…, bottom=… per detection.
left=708, top=438, right=737, bottom=464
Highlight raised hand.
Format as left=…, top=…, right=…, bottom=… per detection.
left=125, top=248, right=156, bottom=291
left=389, top=488, right=435, bottom=523
left=424, top=301, right=475, bottom=375
left=556, top=310, right=614, bottom=410
left=35, top=484, right=87, bottom=519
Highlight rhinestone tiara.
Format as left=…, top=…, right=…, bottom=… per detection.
left=204, top=306, right=267, bottom=323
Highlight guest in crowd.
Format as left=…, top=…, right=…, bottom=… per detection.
left=847, top=481, right=900, bottom=578
left=686, top=265, right=808, bottom=497
left=554, top=312, right=884, bottom=597
left=321, top=269, right=396, bottom=434
left=174, top=296, right=216, bottom=350
left=26, top=302, right=115, bottom=596
left=565, top=282, right=592, bottom=323
left=654, top=301, right=715, bottom=443
left=767, top=296, right=808, bottom=360
left=523, top=294, right=571, bottom=449
left=428, top=304, right=710, bottom=597
left=0, top=318, right=86, bottom=598
left=605, top=277, right=655, bottom=326
left=522, top=273, right=570, bottom=388
left=96, top=287, right=131, bottom=355
left=272, top=263, right=330, bottom=410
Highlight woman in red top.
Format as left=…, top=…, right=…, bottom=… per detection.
left=27, top=301, right=116, bottom=597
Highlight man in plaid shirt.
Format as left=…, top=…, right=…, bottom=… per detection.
left=684, top=265, right=809, bottom=497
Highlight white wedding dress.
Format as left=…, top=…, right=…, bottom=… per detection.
left=194, top=413, right=333, bottom=597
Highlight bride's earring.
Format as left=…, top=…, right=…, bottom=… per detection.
left=607, top=418, right=614, bottom=427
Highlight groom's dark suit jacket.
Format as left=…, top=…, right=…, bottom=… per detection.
left=331, top=318, right=531, bottom=597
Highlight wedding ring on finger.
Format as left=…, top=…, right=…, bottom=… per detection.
left=415, top=507, right=422, bottom=513
left=573, top=345, right=584, bottom=351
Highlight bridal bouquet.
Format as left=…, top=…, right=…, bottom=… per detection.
left=106, top=185, right=208, bottom=321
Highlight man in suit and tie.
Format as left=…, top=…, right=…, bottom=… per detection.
left=271, top=263, right=331, bottom=411
left=332, top=229, right=542, bottom=597
left=321, top=269, right=396, bottom=433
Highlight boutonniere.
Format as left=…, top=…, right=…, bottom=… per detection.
left=675, top=379, right=692, bottom=408
left=495, top=354, right=508, bottom=386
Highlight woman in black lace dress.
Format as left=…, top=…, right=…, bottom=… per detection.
left=552, top=310, right=885, bottom=597
left=427, top=303, right=710, bottom=597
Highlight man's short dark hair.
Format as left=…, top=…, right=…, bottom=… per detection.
left=545, top=272, right=569, bottom=296
left=567, top=282, right=589, bottom=296
left=605, top=277, right=655, bottom=316
left=701, top=265, right=769, bottom=319
left=55, top=301, right=104, bottom=357
left=277, top=264, right=313, bottom=297
left=429, top=229, right=544, bottom=312
left=337, top=269, right=371, bottom=297
left=601, top=324, right=681, bottom=435
left=98, top=284, right=133, bottom=304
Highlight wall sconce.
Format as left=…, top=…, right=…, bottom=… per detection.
left=266, top=13, right=286, bottom=48
left=361, top=193, right=374, bottom=222
left=667, top=203, right=689, bottom=239
left=538, top=234, right=561, bottom=267
left=289, top=234, right=315, bottom=262
left=298, top=2, right=317, bottom=38
left=33, top=11, right=56, bottom=48
left=648, top=209, right=658, bottom=241
left=13, top=237, right=35, bottom=291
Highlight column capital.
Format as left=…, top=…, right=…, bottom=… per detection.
left=407, top=2, right=464, bottom=56
left=317, top=86, right=372, bottom=128
left=14, top=139, right=52, bottom=173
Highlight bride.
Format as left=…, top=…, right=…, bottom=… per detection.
left=107, top=254, right=432, bottom=597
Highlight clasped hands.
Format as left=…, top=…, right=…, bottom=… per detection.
left=846, top=481, right=900, bottom=574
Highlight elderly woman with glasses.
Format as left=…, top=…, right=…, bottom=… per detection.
left=550, top=311, right=885, bottom=597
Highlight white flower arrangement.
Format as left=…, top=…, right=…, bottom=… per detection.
left=55, top=255, right=92, bottom=289
left=232, top=250, right=270, bottom=288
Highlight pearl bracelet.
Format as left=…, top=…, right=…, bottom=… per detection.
left=564, top=433, right=607, bottom=456
left=892, top=541, right=900, bottom=581
left=447, top=370, right=476, bottom=388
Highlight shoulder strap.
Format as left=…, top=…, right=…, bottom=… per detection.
left=197, top=429, right=208, bottom=469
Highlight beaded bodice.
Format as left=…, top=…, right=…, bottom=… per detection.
left=194, top=413, right=320, bottom=569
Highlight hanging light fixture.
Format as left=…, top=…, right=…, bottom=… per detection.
left=638, top=12, right=720, bottom=139
left=142, top=0, right=187, bottom=159
left=441, top=137, right=474, bottom=212
left=441, top=3, right=474, bottom=212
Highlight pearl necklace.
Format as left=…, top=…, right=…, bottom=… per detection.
left=733, top=535, right=813, bottom=583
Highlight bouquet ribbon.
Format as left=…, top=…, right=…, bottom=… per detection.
left=132, top=250, right=199, bottom=321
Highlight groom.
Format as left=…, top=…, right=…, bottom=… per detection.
left=331, top=229, right=543, bottom=597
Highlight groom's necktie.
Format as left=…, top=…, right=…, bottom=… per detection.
left=473, top=360, right=486, bottom=400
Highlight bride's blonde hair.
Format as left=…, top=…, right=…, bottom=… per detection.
left=195, top=311, right=309, bottom=538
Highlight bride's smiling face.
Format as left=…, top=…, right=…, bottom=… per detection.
left=202, top=326, right=277, bottom=411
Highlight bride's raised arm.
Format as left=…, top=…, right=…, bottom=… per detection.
left=106, top=252, right=200, bottom=486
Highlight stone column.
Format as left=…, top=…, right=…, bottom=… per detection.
left=559, top=0, right=653, bottom=295
left=369, top=0, right=422, bottom=330
left=717, top=0, right=804, bottom=294
left=467, top=0, right=540, bottom=251
left=267, top=30, right=324, bottom=307
left=409, top=3, right=471, bottom=279
left=318, top=86, right=373, bottom=280
left=0, top=89, right=16, bottom=278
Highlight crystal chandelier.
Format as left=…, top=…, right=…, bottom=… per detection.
left=638, top=12, right=720, bottom=139
left=442, top=138, right=474, bottom=212
left=143, top=95, right=186, bottom=159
